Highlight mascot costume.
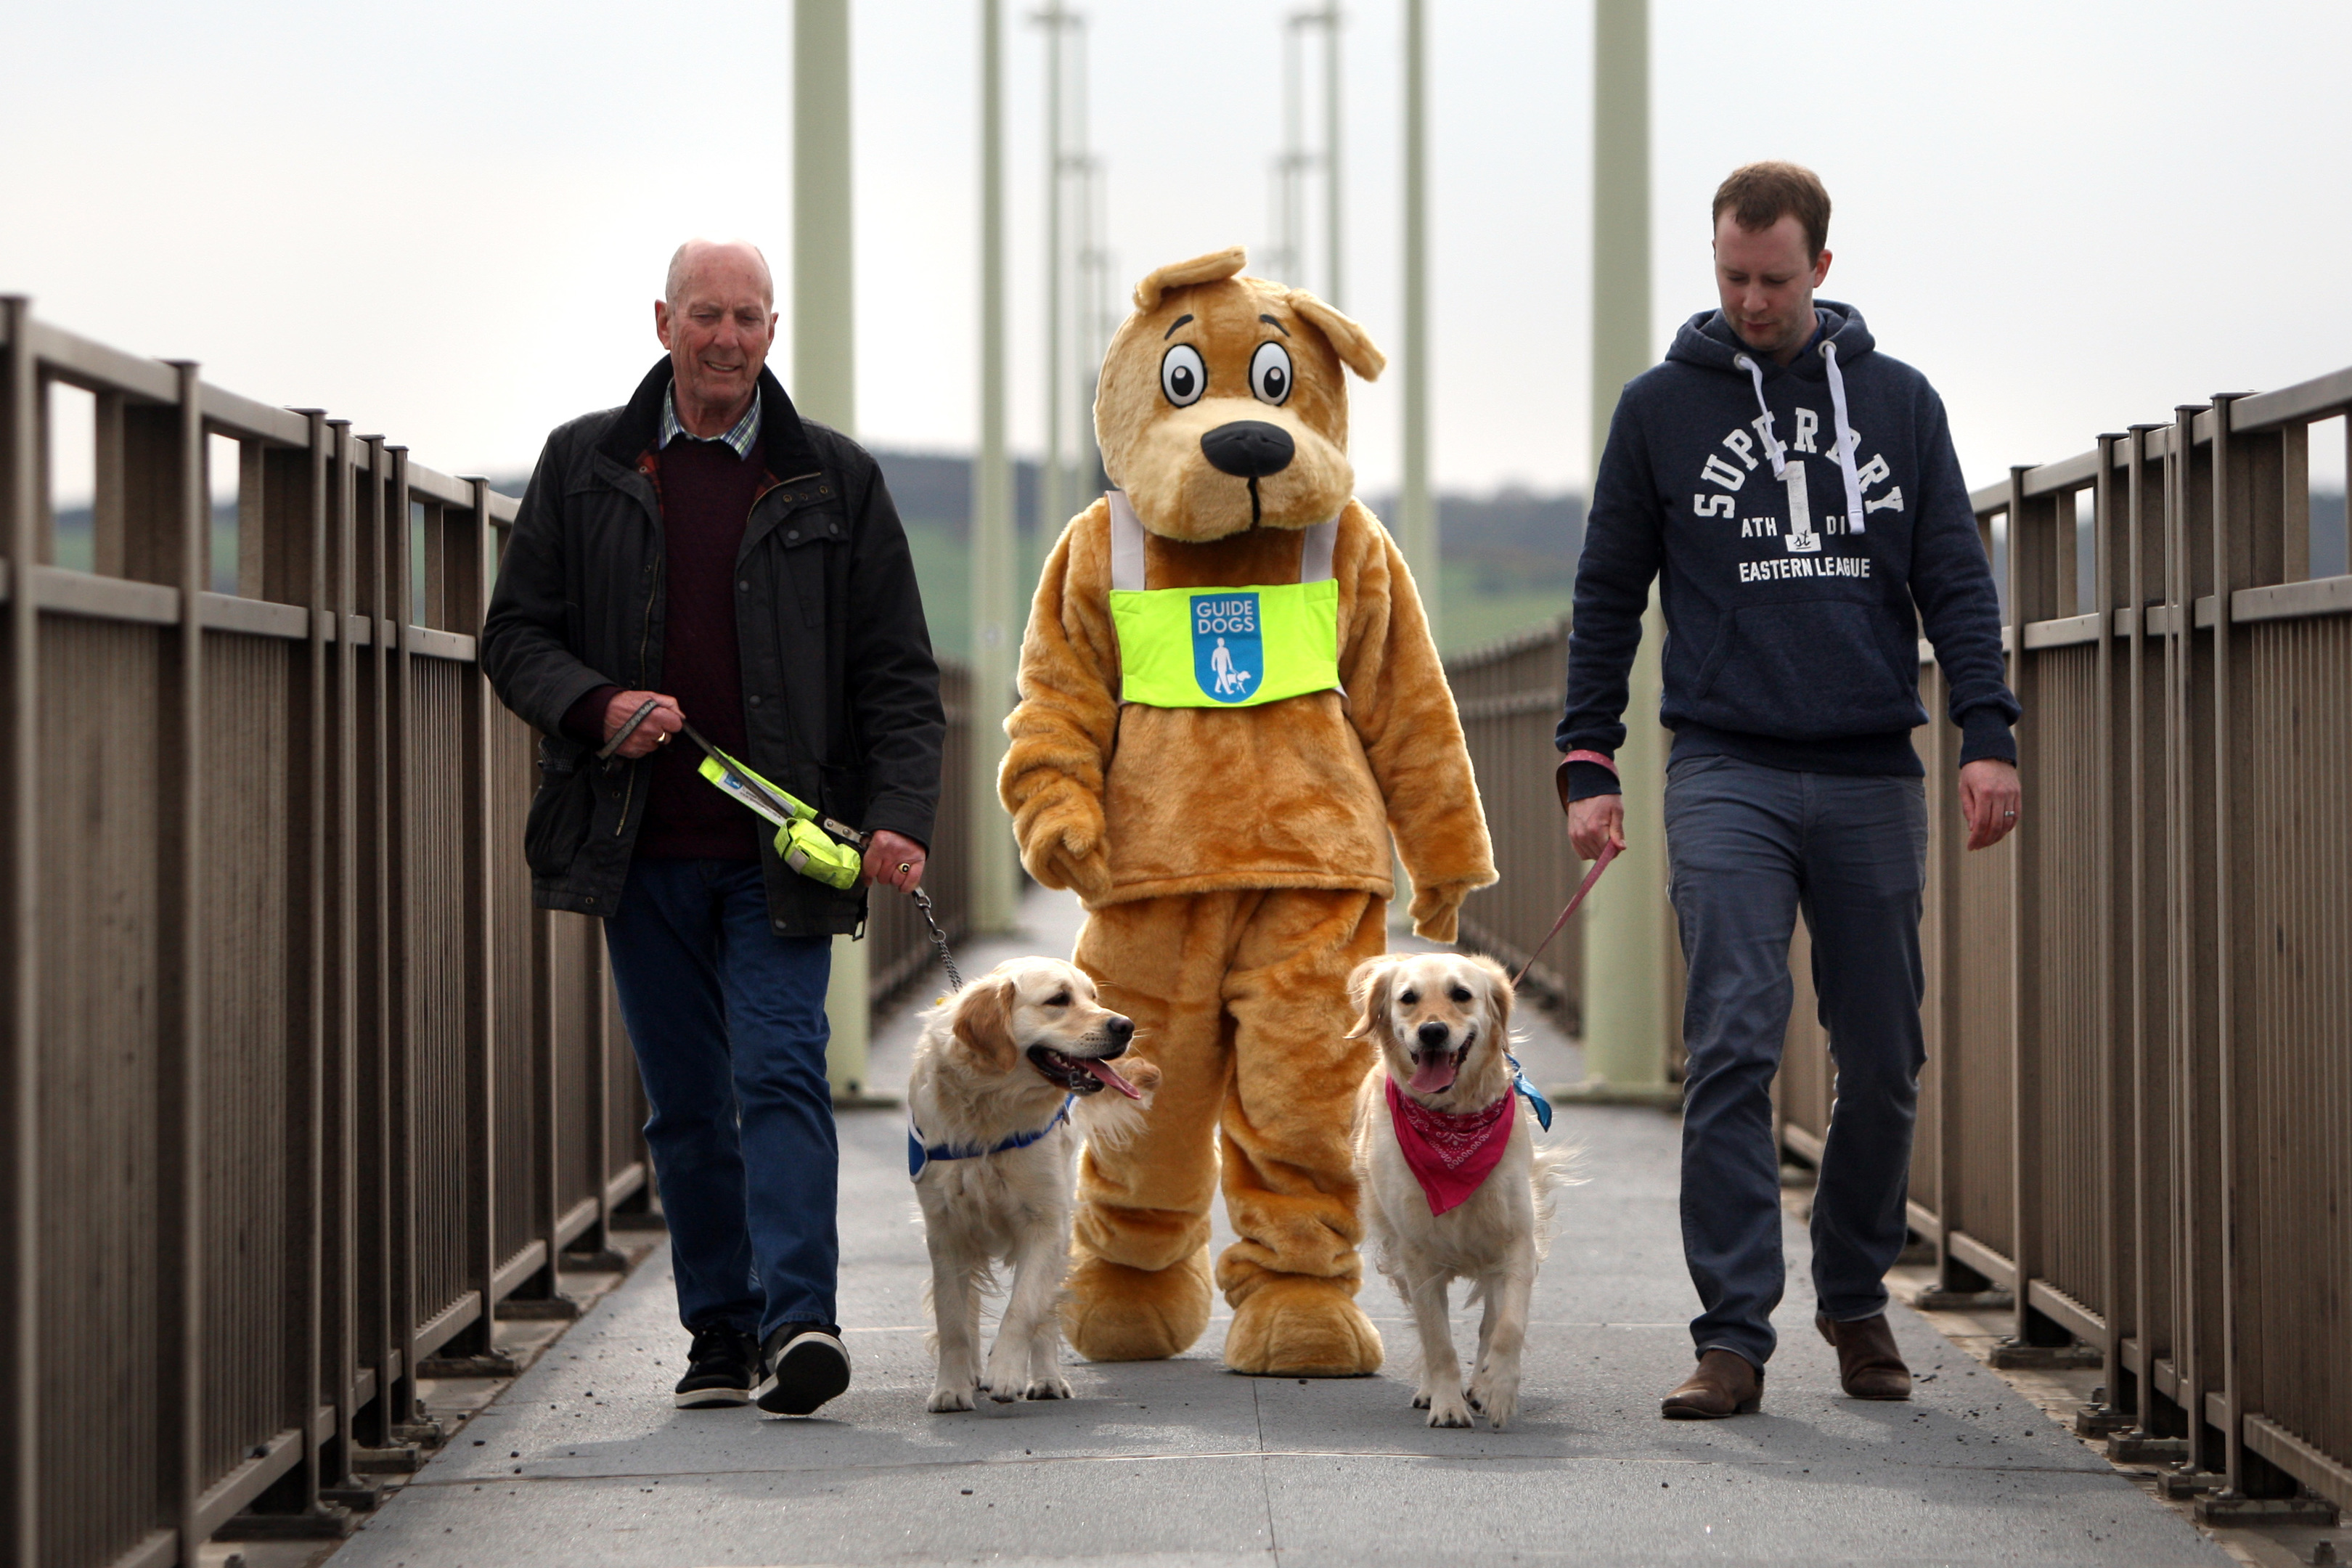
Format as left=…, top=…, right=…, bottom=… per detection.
left=1000, top=247, right=1495, bottom=1376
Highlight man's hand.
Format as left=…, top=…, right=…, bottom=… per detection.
left=1568, top=793, right=1626, bottom=863
left=1959, top=758, right=2021, bottom=851
left=864, top=829, right=927, bottom=892
left=603, top=690, right=683, bottom=759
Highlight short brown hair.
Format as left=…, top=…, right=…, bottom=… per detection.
left=1712, top=162, right=1832, bottom=259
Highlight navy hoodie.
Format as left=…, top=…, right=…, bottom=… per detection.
left=1559, top=301, right=2017, bottom=797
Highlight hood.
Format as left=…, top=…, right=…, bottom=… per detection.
left=1665, top=298, right=1880, bottom=536
left=1665, top=299, right=1875, bottom=382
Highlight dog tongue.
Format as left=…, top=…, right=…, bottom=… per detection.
left=1082, top=1057, right=1143, bottom=1101
left=1408, top=1054, right=1458, bottom=1094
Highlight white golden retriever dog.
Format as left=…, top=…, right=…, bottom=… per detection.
left=908, top=957, right=1158, bottom=1413
left=1349, top=952, right=1572, bottom=1431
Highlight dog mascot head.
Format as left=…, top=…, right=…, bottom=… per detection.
left=1093, top=245, right=1387, bottom=543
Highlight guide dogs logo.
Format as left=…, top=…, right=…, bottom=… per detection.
left=1192, top=592, right=1262, bottom=702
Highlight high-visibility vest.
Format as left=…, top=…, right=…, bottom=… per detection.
left=1104, top=490, right=1342, bottom=709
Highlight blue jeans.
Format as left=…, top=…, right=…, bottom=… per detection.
left=1664, top=754, right=1928, bottom=1368
left=604, top=858, right=837, bottom=1343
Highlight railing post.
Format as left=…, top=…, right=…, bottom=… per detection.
left=2119, top=422, right=2168, bottom=1434
left=2003, top=467, right=2056, bottom=1354
left=267, top=414, right=332, bottom=1513
left=1925, top=651, right=1965, bottom=1289
left=322, top=419, right=364, bottom=1470
left=2163, top=400, right=2221, bottom=1477
left=2091, top=432, right=2130, bottom=1420
left=353, top=433, right=408, bottom=1443
left=126, top=358, right=208, bottom=1564
left=0, top=297, right=42, bottom=1568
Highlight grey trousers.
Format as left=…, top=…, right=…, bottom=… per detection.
left=1662, top=753, right=1929, bottom=1368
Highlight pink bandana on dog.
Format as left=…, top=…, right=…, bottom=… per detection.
left=1385, top=1078, right=1516, bottom=1216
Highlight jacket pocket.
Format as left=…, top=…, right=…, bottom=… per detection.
left=777, top=507, right=846, bottom=629
left=1691, top=599, right=1920, bottom=738
left=523, top=741, right=597, bottom=878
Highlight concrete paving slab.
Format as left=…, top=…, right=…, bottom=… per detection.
left=327, top=888, right=2231, bottom=1567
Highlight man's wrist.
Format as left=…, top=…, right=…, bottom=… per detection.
left=1556, top=751, right=1625, bottom=807
left=565, top=684, right=621, bottom=747
left=1957, top=706, right=2018, bottom=769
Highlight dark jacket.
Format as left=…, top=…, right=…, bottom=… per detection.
left=481, top=358, right=944, bottom=934
left=1559, top=301, right=2017, bottom=799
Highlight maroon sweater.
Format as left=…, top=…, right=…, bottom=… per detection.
left=567, top=433, right=772, bottom=860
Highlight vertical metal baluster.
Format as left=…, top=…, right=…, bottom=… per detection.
left=322, top=420, right=364, bottom=1471
left=2005, top=468, right=2049, bottom=1353
left=158, top=359, right=208, bottom=1565
left=354, top=433, right=400, bottom=1445
left=381, top=444, right=426, bottom=1413
left=0, top=295, right=43, bottom=1568
left=269, top=415, right=330, bottom=1516
left=2091, top=434, right=2126, bottom=1418
left=459, top=476, right=505, bottom=1334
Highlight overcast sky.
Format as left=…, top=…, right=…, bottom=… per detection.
left=10, top=0, right=2351, bottom=505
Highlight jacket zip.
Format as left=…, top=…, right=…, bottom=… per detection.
left=616, top=552, right=663, bottom=835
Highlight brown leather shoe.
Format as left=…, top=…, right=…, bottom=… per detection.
left=1816, top=1312, right=1912, bottom=1399
left=1661, top=1349, right=1763, bottom=1418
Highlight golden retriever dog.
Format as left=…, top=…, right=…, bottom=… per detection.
left=1348, top=952, right=1572, bottom=1431
left=908, top=957, right=1159, bottom=1412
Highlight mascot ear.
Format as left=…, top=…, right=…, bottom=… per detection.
left=1287, top=290, right=1387, bottom=383
left=1133, top=246, right=1249, bottom=311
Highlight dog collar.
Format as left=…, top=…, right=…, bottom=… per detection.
left=907, top=1096, right=1075, bottom=1180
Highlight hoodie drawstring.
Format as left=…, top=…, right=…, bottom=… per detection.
left=1821, top=339, right=1867, bottom=535
left=1734, top=340, right=1870, bottom=536
left=1731, top=354, right=1789, bottom=479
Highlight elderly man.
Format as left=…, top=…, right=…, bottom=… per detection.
left=483, top=239, right=943, bottom=1418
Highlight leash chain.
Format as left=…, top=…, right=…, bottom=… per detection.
left=910, top=887, right=965, bottom=992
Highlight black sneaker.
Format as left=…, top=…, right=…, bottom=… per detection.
left=674, top=1325, right=764, bottom=1409
left=756, top=1323, right=851, bottom=1416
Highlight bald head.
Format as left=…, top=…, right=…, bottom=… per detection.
left=656, top=238, right=779, bottom=438
left=665, top=238, right=774, bottom=309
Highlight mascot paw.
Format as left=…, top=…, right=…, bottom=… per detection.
left=1046, top=844, right=1114, bottom=902
left=1409, top=881, right=1478, bottom=944
left=1059, top=1248, right=1212, bottom=1362
left=1222, top=1275, right=1383, bottom=1378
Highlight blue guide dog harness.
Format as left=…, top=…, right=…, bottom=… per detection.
left=907, top=1097, right=1076, bottom=1180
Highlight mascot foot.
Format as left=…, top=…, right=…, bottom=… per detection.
left=1223, top=1275, right=1383, bottom=1377
left=1061, top=1248, right=1212, bottom=1363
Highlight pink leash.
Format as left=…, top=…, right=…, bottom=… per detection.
left=1510, top=839, right=1620, bottom=989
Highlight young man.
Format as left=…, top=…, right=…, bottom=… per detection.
left=1557, top=163, right=2020, bottom=1418
left=481, top=240, right=942, bottom=1417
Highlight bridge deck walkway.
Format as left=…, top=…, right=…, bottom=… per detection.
left=324, top=889, right=2227, bottom=1568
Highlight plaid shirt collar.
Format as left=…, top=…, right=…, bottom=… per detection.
left=659, top=383, right=761, bottom=459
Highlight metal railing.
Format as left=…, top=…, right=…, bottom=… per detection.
left=0, top=303, right=973, bottom=1567
left=1443, top=621, right=1585, bottom=1024
left=1773, top=365, right=2352, bottom=1515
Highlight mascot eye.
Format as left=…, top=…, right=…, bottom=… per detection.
left=1160, top=343, right=1206, bottom=407
left=1249, top=341, right=1293, bottom=406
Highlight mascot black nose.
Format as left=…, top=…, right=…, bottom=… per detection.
left=1200, top=420, right=1295, bottom=478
